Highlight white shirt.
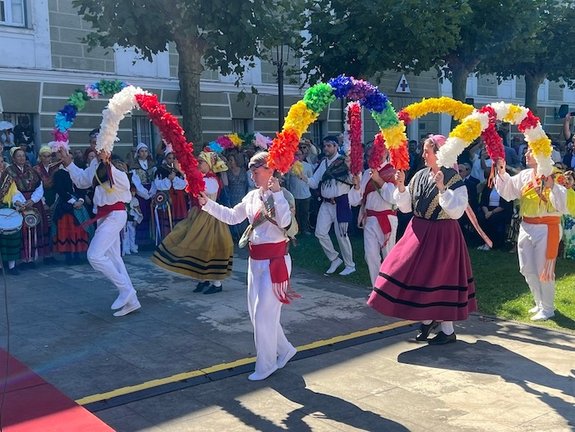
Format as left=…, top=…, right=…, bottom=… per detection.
left=67, top=159, right=132, bottom=207
left=307, top=154, right=352, bottom=199
left=348, top=165, right=396, bottom=211
left=202, top=188, right=291, bottom=245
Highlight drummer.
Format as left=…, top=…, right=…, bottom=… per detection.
left=0, top=170, right=26, bottom=275
left=4, top=147, right=49, bottom=268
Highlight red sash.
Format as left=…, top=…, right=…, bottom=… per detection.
left=81, top=202, right=126, bottom=227
left=365, top=209, right=396, bottom=240
left=249, top=242, right=300, bottom=304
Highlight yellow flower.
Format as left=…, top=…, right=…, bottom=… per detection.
left=229, top=133, right=243, bottom=147
left=450, top=118, right=482, bottom=143
left=528, top=136, right=552, bottom=157
left=382, top=122, right=407, bottom=149
left=404, top=97, right=473, bottom=122
left=291, top=160, right=303, bottom=176
left=503, top=105, right=523, bottom=123
left=284, top=101, right=319, bottom=136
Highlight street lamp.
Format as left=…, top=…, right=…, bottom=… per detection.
left=272, top=45, right=289, bottom=131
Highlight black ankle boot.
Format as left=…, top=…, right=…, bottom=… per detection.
left=415, top=321, right=438, bottom=341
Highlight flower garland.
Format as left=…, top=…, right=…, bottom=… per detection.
left=398, top=97, right=505, bottom=163
left=369, top=133, right=387, bottom=170
left=267, top=74, right=409, bottom=173
left=439, top=102, right=553, bottom=176
left=52, top=79, right=129, bottom=146
left=345, top=102, right=364, bottom=175
left=96, top=85, right=204, bottom=197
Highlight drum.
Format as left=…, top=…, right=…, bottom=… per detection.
left=0, top=208, right=23, bottom=235
left=23, top=208, right=40, bottom=228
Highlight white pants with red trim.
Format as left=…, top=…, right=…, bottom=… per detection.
left=88, top=210, right=136, bottom=301
left=517, top=222, right=560, bottom=315
left=247, top=254, right=294, bottom=376
left=364, top=215, right=398, bottom=287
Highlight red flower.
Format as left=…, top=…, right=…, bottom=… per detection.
left=518, top=111, right=540, bottom=133
left=268, top=129, right=300, bottom=173
left=389, top=145, right=409, bottom=171
left=348, top=103, right=364, bottom=175
left=397, top=111, right=411, bottom=125
left=134, top=93, right=204, bottom=197
left=369, top=133, right=387, bottom=170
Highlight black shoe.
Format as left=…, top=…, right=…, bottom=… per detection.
left=193, top=281, right=210, bottom=293
left=203, top=284, right=222, bottom=294
left=7, top=267, right=19, bottom=275
left=28, top=262, right=36, bottom=269
left=428, top=331, right=457, bottom=345
left=415, top=321, right=438, bottom=341
left=43, top=257, right=58, bottom=265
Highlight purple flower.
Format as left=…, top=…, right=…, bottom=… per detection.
left=328, top=75, right=354, bottom=99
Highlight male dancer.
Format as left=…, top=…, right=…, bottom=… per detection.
left=59, top=149, right=140, bottom=317
left=495, top=150, right=568, bottom=320
left=303, top=136, right=355, bottom=275
left=349, top=148, right=397, bottom=286
left=199, top=152, right=297, bottom=381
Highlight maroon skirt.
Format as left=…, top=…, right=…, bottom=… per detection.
left=367, top=217, right=477, bottom=321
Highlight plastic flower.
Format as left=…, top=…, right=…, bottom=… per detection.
left=228, top=133, right=243, bottom=147
left=284, top=101, right=319, bottom=136
left=303, top=83, right=335, bottom=114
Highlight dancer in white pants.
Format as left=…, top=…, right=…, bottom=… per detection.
left=495, top=150, right=568, bottom=321
left=59, top=149, right=141, bottom=317
left=304, top=136, right=355, bottom=276
left=199, top=151, right=297, bottom=381
left=349, top=155, right=398, bottom=287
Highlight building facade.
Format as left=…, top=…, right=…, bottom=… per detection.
left=0, top=0, right=573, bottom=158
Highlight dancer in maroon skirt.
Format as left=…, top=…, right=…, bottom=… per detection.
left=367, top=135, right=477, bottom=345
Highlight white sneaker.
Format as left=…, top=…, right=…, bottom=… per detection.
left=325, top=257, right=343, bottom=275
left=131, top=248, right=139, bottom=254
left=528, top=305, right=540, bottom=314
left=339, top=266, right=356, bottom=276
left=113, top=299, right=141, bottom=317
left=530, top=310, right=555, bottom=321
left=123, top=250, right=131, bottom=256
left=477, top=244, right=491, bottom=251
left=277, top=346, right=297, bottom=369
left=248, top=365, right=278, bottom=381
left=111, top=290, right=136, bottom=310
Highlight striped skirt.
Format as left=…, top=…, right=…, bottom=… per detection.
left=367, top=217, right=476, bottom=321
left=152, top=207, right=233, bottom=281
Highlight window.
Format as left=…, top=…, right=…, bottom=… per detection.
left=311, top=121, right=325, bottom=149
left=132, top=116, right=155, bottom=152
left=232, top=118, right=253, bottom=134
left=0, top=0, right=26, bottom=27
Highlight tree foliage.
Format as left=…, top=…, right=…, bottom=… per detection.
left=72, top=0, right=305, bottom=146
left=303, top=0, right=540, bottom=104
left=479, top=0, right=575, bottom=113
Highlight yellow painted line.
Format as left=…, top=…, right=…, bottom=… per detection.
left=76, top=320, right=412, bottom=406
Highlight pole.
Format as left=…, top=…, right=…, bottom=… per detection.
left=277, top=45, right=285, bottom=131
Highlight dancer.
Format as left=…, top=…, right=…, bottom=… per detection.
left=152, top=149, right=233, bottom=294
left=304, top=136, right=355, bottom=275
left=199, top=151, right=298, bottom=380
left=349, top=147, right=397, bottom=286
left=58, top=149, right=141, bottom=317
left=367, top=135, right=476, bottom=344
left=0, top=170, right=25, bottom=275
left=495, top=150, right=568, bottom=321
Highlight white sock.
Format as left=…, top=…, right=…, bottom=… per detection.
left=212, top=281, right=222, bottom=287
left=422, top=320, right=433, bottom=325
left=8, top=261, right=15, bottom=269
left=441, top=321, right=454, bottom=335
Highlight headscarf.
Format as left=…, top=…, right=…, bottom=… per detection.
left=135, top=142, right=149, bottom=154
left=10, top=147, right=23, bottom=159
left=198, top=150, right=228, bottom=173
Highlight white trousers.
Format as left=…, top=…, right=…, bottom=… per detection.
left=247, top=255, right=294, bottom=376
left=315, top=202, right=355, bottom=268
left=364, top=215, right=398, bottom=286
left=88, top=211, right=136, bottom=300
left=122, top=221, right=137, bottom=255
left=517, top=222, right=559, bottom=314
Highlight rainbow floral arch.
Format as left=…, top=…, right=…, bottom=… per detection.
left=398, top=97, right=506, bottom=163
left=52, top=79, right=130, bottom=147
left=95, top=85, right=203, bottom=197
left=267, top=74, right=409, bottom=173
left=439, top=102, right=554, bottom=176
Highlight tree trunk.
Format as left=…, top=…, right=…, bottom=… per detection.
left=174, top=36, right=204, bottom=151
left=524, top=71, right=546, bottom=117
left=450, top=62, right=469, bottom=103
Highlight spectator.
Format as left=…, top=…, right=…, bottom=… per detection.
left=287, top=147, right=314, bottom=236
left=476, top=182, right=514, bottom=251
left=562, top=113, right=575, bottom=170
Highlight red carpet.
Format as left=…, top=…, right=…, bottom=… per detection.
left=0, top=349, right=114, bottom=431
